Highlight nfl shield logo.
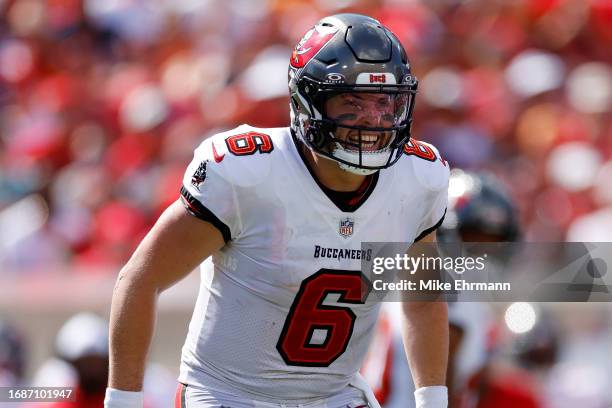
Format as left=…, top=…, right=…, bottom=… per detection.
left=339, top=218, right=354, bottom=238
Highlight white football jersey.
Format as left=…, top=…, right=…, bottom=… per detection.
left=177, top=125, right=449, bottom=402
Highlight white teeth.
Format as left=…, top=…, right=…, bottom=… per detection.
left=349, top=135, right=378, bottom=143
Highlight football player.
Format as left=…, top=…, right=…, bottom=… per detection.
left=105, top=14, right=450, bottom=408
left=362, top=170, right=521, bottom=408
left=439, top=170, right=520, bottom=407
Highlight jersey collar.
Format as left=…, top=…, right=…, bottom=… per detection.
left=290, top=130, right=380, bottom=213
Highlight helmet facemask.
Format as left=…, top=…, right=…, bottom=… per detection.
left=291, top=76, right=418, bottom=175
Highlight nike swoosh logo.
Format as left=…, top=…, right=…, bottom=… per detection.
left=212, top=143, right=225, bottom=163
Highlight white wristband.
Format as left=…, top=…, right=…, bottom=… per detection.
left=104, top=387, right=144, bottom=408
left=414, top=386, right=448, bottom=408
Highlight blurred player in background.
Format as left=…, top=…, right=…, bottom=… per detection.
left=362, top=170, right=538, bottom=408
left=441, top=172, right=543, bottom=408
left=107, top=13, right=450, bottom=408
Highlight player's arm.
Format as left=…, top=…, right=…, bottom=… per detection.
left=106, top=199, right=224, bottom=405
left=402, top=230, right=449, bottom=408
left=447, top=323, right=464, bottom=407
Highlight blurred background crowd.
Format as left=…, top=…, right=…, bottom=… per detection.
left=1, top=0, right=611, bottom=273
left=1, top=0, right=611, bottom=407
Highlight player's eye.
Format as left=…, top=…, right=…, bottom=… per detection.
left=343, top=99, right=362, bottom=110
left=376, top=97, right=392, bottom=106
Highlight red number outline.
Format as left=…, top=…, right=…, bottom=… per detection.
left=276, top=269, right=371, bottom=367
left=225, top=132, right=274, bottom=156
left=403, top=139, right=437, bottom=162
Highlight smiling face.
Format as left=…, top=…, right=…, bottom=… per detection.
left=324, top=92, right=408, bottom=152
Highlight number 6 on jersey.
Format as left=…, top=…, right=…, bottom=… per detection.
left=276, top=270, right=372, bottom=367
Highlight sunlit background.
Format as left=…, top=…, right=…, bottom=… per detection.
left=0, top=0, right=611, bottom=407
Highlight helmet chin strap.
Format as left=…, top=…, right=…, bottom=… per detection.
left=338, top=162, right=378, bottom=176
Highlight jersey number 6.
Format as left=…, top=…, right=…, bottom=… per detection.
left=225, top=132, right=274, bottom=156
left=276, top=270, right=371, bottom=367
left=403, top=139, right=439, bottom=163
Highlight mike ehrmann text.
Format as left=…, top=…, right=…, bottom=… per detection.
left=373, top=279, right=511, bottom=292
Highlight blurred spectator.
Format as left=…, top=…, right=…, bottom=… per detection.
left=0, top=319, right=26, bottom=387
left=24, top=312, right=110, bottom=407
left=26, top=312, right=173, bottom=408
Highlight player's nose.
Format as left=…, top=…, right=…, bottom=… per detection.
left=354, top=111, right=383, bottom=127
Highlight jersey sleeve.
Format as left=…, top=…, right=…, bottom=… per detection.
left=413, top=143, right=450, bottom=242
left=180, top=137, right=240, bottom=243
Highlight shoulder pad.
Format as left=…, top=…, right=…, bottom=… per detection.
left=401, top=139, right=450, bottom=192
left=193, top=125, right=278, bottom=188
